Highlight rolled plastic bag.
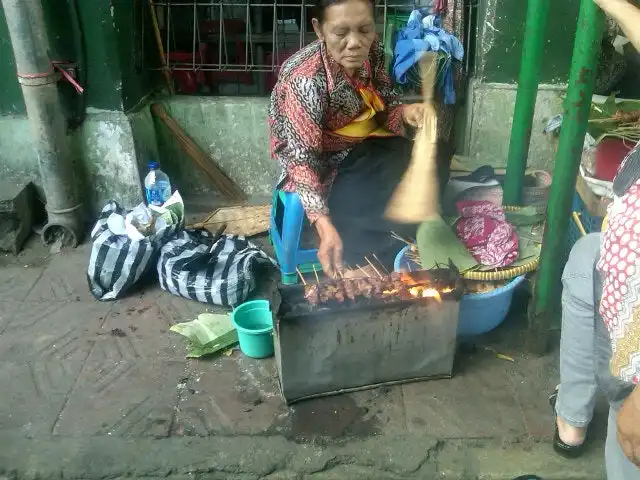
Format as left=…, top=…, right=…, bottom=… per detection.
left=157, top=229, right=276, bottom=307
left=87, top=192, right=184, bottom=300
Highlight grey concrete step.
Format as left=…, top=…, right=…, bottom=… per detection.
left=0, top=181, right=35, bottom=254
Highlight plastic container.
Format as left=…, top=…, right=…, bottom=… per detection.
left=231, top=300, right=274, bottom=358
left=394, top=246, right=525, bottom=336
left=144, top=161, right=172, bottom=206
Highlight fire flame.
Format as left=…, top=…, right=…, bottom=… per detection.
left=408, top=286, right=442, bottom=303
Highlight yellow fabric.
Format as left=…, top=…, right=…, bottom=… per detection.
left=332, top=88, right=395, bottom=138
left=602, top=214, right=608, bottom=232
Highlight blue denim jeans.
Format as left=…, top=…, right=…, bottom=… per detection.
left=556, top=233, right=638, bottom=479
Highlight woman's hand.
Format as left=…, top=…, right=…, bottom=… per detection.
left=315, top=215, right=344, bottom=278
left=402, top=103, right=426, bottom=128
left=617, top=386, right=640, bottom=467
left=592, top=0, right=640, bottom=58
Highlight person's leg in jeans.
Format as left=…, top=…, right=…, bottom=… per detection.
left=555, top=233, right=602, bottom=447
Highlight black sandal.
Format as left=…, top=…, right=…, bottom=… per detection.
left=549, top=388, right=587, bottom=458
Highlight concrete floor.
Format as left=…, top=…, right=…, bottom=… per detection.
left=0, top=237, right=609, bottom=479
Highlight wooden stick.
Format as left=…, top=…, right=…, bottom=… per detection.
left=312, top=264, right=320, bottom=283
left=210, top=223, right=228, bottom=244
left=572, top=211, right=587, bottom=237
left=390, top=231, right=413, bottom=245
left=355, top=264, right=370, bottom=278
left=296, top=267, right=307, bottom=285
left=372, top=254, right=389, bottom=274
left=151, top=103, right=246, bottom=202
left=364, top=257, right=383, bottom=279
left=148, top=0, right=174, bottom=94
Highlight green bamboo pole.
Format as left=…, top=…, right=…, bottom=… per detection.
left=527, top=0, right=605, bottom=354
left=503, top=0, right=552, bottom=205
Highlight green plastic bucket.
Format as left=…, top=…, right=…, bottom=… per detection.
left=231, top=300, right=274, bottom=359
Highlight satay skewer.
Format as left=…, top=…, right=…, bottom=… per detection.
left=365, top=256, right=384, bottom=279
left=312, top=264, right=320, bottom=283
left=390, top=231, right=413, bottom=246
left=296, top=267, right=307, bottom=285
left=355, top=264, right=371, bottom=278
left=372, top=253, right=390, bottom=274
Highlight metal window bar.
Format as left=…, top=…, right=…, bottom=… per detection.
left=145, top=0, right=470, bottom=94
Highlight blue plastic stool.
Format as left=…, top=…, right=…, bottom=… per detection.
left=270, top=190, right=320, bottom=284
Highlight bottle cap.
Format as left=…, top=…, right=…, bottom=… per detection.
left=148, top=161, right=159, bottom=169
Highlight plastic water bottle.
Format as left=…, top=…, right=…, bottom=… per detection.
left=144, top=161, right=172, bottom=206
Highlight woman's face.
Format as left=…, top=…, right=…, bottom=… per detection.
left=312, top=0, right=376, bottom=75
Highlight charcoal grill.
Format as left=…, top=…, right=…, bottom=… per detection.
left=274, top=269, right=463, bottom=404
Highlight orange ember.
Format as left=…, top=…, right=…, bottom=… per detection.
left=408, top=286, right=442, bottom=303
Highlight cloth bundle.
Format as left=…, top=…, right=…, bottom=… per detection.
left=392, top=9, right=464, bottom=104
left=455, top=200, right=518, bottom=268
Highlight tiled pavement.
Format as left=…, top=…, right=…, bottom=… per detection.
left=0, top=239, right=608, bottom=479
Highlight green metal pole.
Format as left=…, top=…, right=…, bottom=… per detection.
left=527, top=0, right=605, bottom=354
left=503, top=0, right=552, bottom=205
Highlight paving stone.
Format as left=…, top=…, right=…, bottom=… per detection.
left=437, top=438, right=605, bottom=480
left=284, top=394, right=377, bottom=439
left=0, top=434, right=294, bottom=479
left=25, top=245, right=95, bottom=302
left=0, top=301, right=110, bottom=360
left=0, top=266, right=43, bottom=301
left=54, top=353, right=186, bottom=437
left=174, top=353, right=287, bottom=436
left=304, top=466, right=407, bottom=479
left=113, top=283, right=167, bottom=306
left=159, top=292, right=228, bottom=325
left=402, top=349, right=526, bottom=438
left=0, top=360, right=83, bottom=436
left=350, top=386, right=408, bottom=436
left=101, top=297, right=185, bottom=360
left=506, top=351, right=559, bottom=439
left=0, top=236, right=51, bottom=269
left=115, top=284, right=227, bottom=327
left=0, top=301, right=19, bottom=333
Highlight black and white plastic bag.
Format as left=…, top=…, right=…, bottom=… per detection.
left=158, top=229, right=276, bottom=307
left=87, top=201, right=180, bottom=300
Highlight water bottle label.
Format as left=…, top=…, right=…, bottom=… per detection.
left=145, top=185, right=171, bottom=206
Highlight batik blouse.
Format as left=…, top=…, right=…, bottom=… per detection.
left=598, top=143, right=640, bottom=384
left=268, top=39, right=407, bottom=222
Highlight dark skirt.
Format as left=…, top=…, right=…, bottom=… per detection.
left=327, top=136, right=448, bottom=269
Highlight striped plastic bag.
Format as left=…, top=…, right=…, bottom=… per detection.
left=157, top=229, right=276, bottom=308
left=87, top=201, right=180, bottom=301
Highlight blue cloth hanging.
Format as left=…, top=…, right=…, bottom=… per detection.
left=392, top=10, right=464, bottom=105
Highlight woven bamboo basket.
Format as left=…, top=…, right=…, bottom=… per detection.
left=462, top=204, right=541, bottom=281
left=399, top=205, right=542, bottom=282
left=461, top=258, right=539, bottom=281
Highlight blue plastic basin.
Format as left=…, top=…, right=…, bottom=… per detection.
left=231, top=300, right=274, bottom=359
left=394, top=246, right=525, bottom=336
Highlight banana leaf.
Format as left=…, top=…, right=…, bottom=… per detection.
left=587, top=94, right=640, bottom=142
left=416, top=216, right=478, bottom=272
left=170, top=313, right=239, bottom=358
